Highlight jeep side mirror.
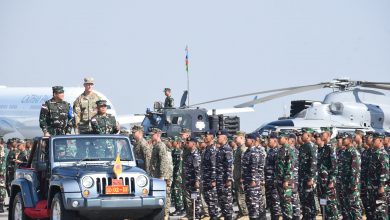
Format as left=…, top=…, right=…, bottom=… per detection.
left=136, top=159, right=144, bottom=168
left=36, top=162, right=47, bottom=171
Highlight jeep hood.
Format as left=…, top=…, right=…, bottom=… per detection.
left=52, top=165, right=146, bottom=177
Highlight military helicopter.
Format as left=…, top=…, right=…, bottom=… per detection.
left=141, top=91, right=255, bottom=137
left=189, top=79, right=390, bottom=135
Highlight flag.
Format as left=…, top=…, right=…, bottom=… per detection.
left=185, top=45, right=189, bottom=73
left=113, top=154, right=122, bottom=178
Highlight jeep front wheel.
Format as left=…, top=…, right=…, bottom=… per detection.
left=51, top=193, right=77, bottom=220
left=12, top=192, right=31, bottom=220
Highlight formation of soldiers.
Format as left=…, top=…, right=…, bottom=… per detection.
left=0, top=80, right=389, bottom=220
left=133, top=125, right=389, bottom=220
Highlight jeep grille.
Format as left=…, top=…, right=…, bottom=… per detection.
left=95, top=177, right=136, bottom=194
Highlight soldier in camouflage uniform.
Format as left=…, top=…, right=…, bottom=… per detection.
left=197, top=137, right=210, bottom=218
left=298, top=128, right=317, bottom=220
left=39, top=86, right=74, bottom=136
left=367, top=133, right=389, bottom=219
left=183, top=137, right=202, bottom=220
left=149, top=128, right=173, bottom=219
left=201, top=131, right=219, bottom=220
left=131, top=125, right=152, bottom=175
left=0, top=137, right=6, bottom=213
left=164, top=88, right=174, bottom=108
left=170, top=136, right=185, bottom=216
left=265, top=133, right=282, bottom=220
left=242, top=133, right=262, bottom=220
left=215, top=130, right=234, bottom=220
left=91, top=100, right=120, bottom=134
left=335, top=133, right=347, bottom=219
left=384, top=132, right=390, bottom=215
left=73, top=77, right=102, bottom=134
left=6, top=138, right=18, bottom=196
left=275, top=132, right=296, bottom=220
left=180, top=128, right=192, bottom=217
left=15, top=140, right=28, bottom=166
left=316, top=128, right=338, bottom=219
left=254, top=134, right=267, bottom=218
left=340, top=132, right=362, bottom=220
left=360, top=131, right=373, bottom=218
left=233, top=131, right=249, bottom=218
left=288, top=133, right=301, bottom=220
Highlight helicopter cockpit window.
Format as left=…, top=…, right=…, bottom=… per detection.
left=197, top=115, right=203, bottom=120
left=172, top=116, right=183, bottom=125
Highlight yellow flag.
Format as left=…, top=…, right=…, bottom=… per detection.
left=113, top=154, right=122, bottom=178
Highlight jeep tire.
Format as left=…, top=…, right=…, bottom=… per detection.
left=51, top=192, right=77, bottom=220
left=12, top=192, right=32, bottom=220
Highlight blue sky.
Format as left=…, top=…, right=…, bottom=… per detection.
left=1, top=0, right=389, bottom=131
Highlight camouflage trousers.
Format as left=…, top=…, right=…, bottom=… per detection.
left=317, top=183, right=339, bottom=219
left=0, top=176, right=6, bottom=204
left=277, top=186, right=293, bottom=220
left=164, top=180, right=172, bottom=219
left=216, top=184, right=234, bottom=218
left=259, top=184, right=267, bottom=219
left=265, top=181, right=281, bottom=219
left=292, top=182, right=301, bottom=218
left=361, top=184, right=371, bottom=218
left=185, top=187, right=202, bottom=219
left=244, top=185, right=261, bottom=219
left=171, top=176, right=184, bottom=211
left=298, top=182, right=317, bottom=220
left=367, top=188, right=388, bottom=220
left=340, top=189, right=362, bottom=220
left=233, top=180, right=248, bottom=216
left=203, top=186, right=219, bottom=218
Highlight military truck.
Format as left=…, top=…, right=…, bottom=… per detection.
left=9, top=135, right=166, bottom=220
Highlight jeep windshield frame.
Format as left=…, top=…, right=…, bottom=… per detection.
left=50, top=135, right=135, bottom=165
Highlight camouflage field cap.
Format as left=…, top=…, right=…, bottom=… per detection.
left=173, top=136, right=182, bottom=142
left=278, top=132, right=289, bottom=138
left=52, top=86, right=64, bottom=93
left=313, top=132, right=321, bottom=139
left=268, top=132, right=278, bottom=139
left=84, top=77, right=94, bottom=84
left=342, top=132, right=354, bottom=139
left=234, top=131, right=246, bottom=137
left=180, top=128, right=191, bottom=134
left=336, top=133, right=343, bottom=139
left=149, top=127, right=162, bottom=134
left=186, top=137, right=198, bottom=143
left=216, top=130, right=229, bottom=136
left=354, top=129, right=365, bottom=136
left=373, top=132, right=385, bottom=139
left=288, top=133, right=297, bottom=139
left=320, top=127, right=332, bottom=133
left=131, top=125, right=144, bottom=133
left=96, top=100, right=108, bottom=107
left=365, top=131, right=374, bottom=137
left=164, top=88, right=171, bottom=92
left=204, top=130, right=216, bottom=137
left=301, top=127, right=314, bottom=134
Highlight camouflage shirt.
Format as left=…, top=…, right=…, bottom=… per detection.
left=340, top=146, right=361, bottom=190
left=202, top=144, right=217, bottom=188
left=39, top=98, right=74, bottom=135
left=275, top=143, right=295, bottom=185
left=171, top=148, right=183, bottom=179
left=242, top=146, right=260, bottom=185
left=317, top=143, right=337, bottom=185
left=90, top=113, right=119, bottom=134
left=257, top=146, right=267, bottom=184
left=0, top=145, right=6, bottom=174
left=133, top=138, right=152, bottom=174
left=368, top=146, right=389, bottom=189
left=150, top=141, right=172, bottom=180
left=216, top=143, right=233, bottom=184
left=298, top=142, right=317, bottom=182
left=73, top=92, right=101, bottom=133
left=184, top=148, right=201, bottom=189
left=233, top=143, right=247, bottom=181
left=164, top=96, right=174, bottom=108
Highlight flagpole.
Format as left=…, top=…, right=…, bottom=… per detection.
left=185, top=45, right=190, bottom=107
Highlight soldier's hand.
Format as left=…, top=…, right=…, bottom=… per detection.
left=211, top=181, right=216, bottom=188
left=250, top=181, right=256, bottom=187
left=225, top=180, right=232, bottom=187
left=283, top=181, right=289, bottom=189
left=328, top=182, right=334, bottom=189
left=44, top=132, right=50, bottom=137
left=194, top=181, right=200, bottom=189
left=307, top=179, right=314, bottom=187
left=378, top=186, right=384, bottom=194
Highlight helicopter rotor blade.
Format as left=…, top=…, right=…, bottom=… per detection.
left=189, top=82, right=329, bottom=107
left=359, top=82, right=390, bottom=91
left=234, top=83, right=328, bottom=108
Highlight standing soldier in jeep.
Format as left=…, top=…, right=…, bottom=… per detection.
left=73, top=77, right=102, bottom=134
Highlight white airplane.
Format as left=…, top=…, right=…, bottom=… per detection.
left=0, top=86, right=144, bottom=139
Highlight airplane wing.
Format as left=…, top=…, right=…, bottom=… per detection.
left=207, top=107, right=254, bottom=115
left=0, top=118, right=16, bottom=136
left=116, top=115, right=145, bottom=127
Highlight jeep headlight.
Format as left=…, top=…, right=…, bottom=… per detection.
left=82, top=176, right=94, bottom=188
left=136, top=175, right=148, bottom=187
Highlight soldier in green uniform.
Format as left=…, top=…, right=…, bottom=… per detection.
left=360, top=131, right=373, bottom=218
left=91, top=100, right=120, bottom=134
left=164, top=88, right=174, bottom=108
left=233, top=131, right=249, bottom=218
left=170, top=136, right=185, bottom=216
left=298, top=128, right=317, bottom=220
left=149, top=128, right=173, bottom=220
left=6, top=138, right=18, bottom=196
left=367, top=133, right=389, bottom=219
left=39, top=86, right=74, bottom=136
left=179, top=128, right=191, bottom=217
left=317, top=128, right=338, bottom=219
left=15, top=140, right=28, bottom=166
left=340, top=132, right=362, bottom=220
left=0, top=137, right=7, bottom=213
left=131, top=125, right=152, bottom=175
left=275, top=132, right=296, bottom=220
left=73, top=77, right=102, bottom=134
